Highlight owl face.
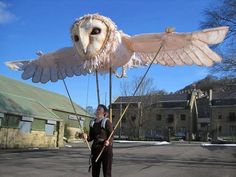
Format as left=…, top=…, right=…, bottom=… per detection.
left=71, top=17, right=109, bottom=59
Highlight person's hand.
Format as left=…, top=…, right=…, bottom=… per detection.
left=82, top=133, right=88, bottom=140
left=77, top=133, right=87, bottom=140
left=104, top=140, right=110, bottom=146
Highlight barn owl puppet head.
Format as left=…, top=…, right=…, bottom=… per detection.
left=70, top=14, right=121, bottom=70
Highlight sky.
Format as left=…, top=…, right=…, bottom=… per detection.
left=0, top=0, right=216, bottom=109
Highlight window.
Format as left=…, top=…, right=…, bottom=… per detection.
left=32, top=119, right=45, bottom=131
left=80, top=118, right=84, bottom=128
left=151, top=104, right=157, bottom=108
left=45, top=124, right=55, bottom=135
left=19, top=117, right=34, bottom=134
left=45, top=120, right=56, bottom=135
left=1, top=114, right=20, bottom=128
left=180, top=114, right=186, bottom=121
left=218, top=115, right=222, bottom=119
left=167, top=114, right=174, bottom=123
left=230, top=126, right=236, bottom=135
left=131, top=115, right=136, bottom=121
left=229, top=112, right=236, bottom=122
left=0, top=112, right=4, bottom=126
left=180, top=127, right=186, bottom=133
left=201, top=123, right=208, bottom=128
left=156, top=114, right=162, bottom=121
left=19, top=121, right=32, bottom=134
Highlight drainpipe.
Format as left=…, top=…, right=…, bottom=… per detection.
left=138, top=102, right=141, bottom=138
left=209, top=89, right=215, bottom=142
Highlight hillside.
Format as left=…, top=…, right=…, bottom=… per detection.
left=177, top=75, right=236, bottom=93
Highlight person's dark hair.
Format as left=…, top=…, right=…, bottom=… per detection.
left=98, top=104, right=108, bottom=113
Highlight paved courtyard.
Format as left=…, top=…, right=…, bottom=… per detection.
left=0, top=142, right=236, bottom=177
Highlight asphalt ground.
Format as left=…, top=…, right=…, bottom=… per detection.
left=0, top=142, right=236, bottom=177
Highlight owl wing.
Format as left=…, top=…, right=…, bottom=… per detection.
left=5, top=47, right=90, bottom=83
left=122, top=26, right=228, bottom=67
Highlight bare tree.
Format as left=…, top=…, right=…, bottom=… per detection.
left=201, top=0, right=236, bottom=78
left=119, top=76, right=158, bottom=138
left=120, top=76, right=156, bottom=96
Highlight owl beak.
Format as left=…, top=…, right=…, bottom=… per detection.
left=79, top=32, right=89, bottom=54
left=81, top=41, right=88, bottom=54
left=81, top=40, right=88, bottom=54
left=83, top=48, right=87, bottom=54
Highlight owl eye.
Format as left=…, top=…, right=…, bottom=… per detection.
left=74, top=35, right=79, bottom=42
left=91, top=27, right=101, bottom=35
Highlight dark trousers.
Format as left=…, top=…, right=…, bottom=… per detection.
left=91, top=145, right=113, bottom=177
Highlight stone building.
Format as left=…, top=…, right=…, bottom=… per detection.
left=0, top=75, right=93, bottom=148
left=210, top=88, right=236, bottom=140
left=112, top=87, right=236, bottom=141
left=112, top=91, right=199, bottom=141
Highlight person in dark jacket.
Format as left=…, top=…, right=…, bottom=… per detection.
left=80, top=104, right=113, bottom=177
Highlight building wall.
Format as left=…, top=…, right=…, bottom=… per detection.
left=144, top=108, right=191, bottom=136
left=211, top=105, right=236, bottom=137
left=112, top=95, right=236, bottom=141
left=0, top=128, right=59, bottom=148
left=0, top=113, right=63, bottom=149
left=112, top=102, right=194, bottom=140
left=0, top=109, right=93, bottom=148
left=52, top=110, right=92, bottom=141
left=112, top=106, right=139, bottom=138
left=65, top=126, right=81, bottom=142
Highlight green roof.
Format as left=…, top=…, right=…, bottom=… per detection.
left=0, top=75, right=92, bottom=118
left=0, top=91, right=60, bottom=121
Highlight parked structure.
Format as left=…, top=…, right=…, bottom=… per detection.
left=0, top=75, right=93, bottom=148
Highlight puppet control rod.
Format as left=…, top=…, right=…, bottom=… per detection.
left=61, top=77, right=91, bottom=151
left=95, top=69, right=100, bottom=105
left=95, top=44, right=164, bottom=162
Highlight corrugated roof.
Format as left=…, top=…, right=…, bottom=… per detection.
left=115, top=93, right=190, bottom=104
left=0, top=75, right=92, bottom=117
left=0, top=91, right=60, bottom=121
left=212, top=85, right=236, bottom=99
left=212, top=98, right=236, bottom=106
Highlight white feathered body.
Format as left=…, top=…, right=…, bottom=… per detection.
left=5, top=14, right=229, bottom=83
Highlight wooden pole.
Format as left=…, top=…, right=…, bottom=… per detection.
left=95, top=70, right=100, bottom=105
left=58, top=66, right=92, bottom=151
left=95, top=44, right=163, bottom=162
left=61, top=78, right=91, bottom=151
left=95, top=103, right=130, bottom=162
left=109, top=67, right=112, bottom=122
left=119, top=102, right=122, bottom=138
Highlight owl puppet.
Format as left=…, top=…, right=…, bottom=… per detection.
left=6, top=14, right=228, bottom=83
